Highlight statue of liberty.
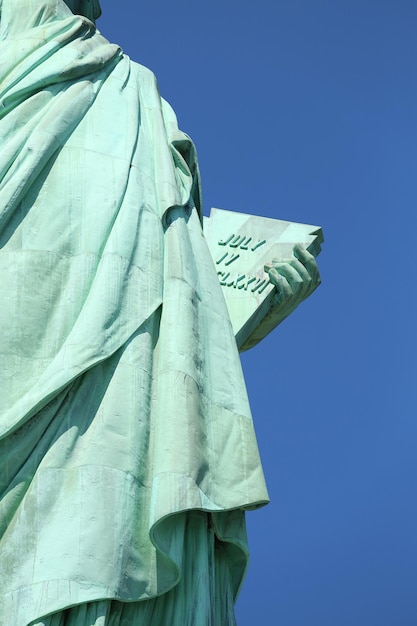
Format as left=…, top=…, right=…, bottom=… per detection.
left=0, top=1, right=321, bottom=624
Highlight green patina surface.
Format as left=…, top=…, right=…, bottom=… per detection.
left=0, top=2, right=320, bottom=625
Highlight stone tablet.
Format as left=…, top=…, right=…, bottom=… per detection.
left=204, top=208, right=323, bottom=349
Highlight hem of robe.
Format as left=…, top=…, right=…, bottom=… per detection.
left=4, top=502, right=268, bottom=626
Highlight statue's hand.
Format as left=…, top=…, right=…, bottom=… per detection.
left=264, top=244, right=321, bottom=317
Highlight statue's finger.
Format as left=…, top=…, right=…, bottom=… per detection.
left=271, top=256, right=289, bottom=263
left=268, top=268, right=293, bottom=300
left=293, top=244, right=321, bottom=284
left=271, top=262, right=304, bottom=292
left=287, top=256, right=311, bottom=283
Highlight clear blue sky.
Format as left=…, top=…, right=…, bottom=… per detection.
left=99, top=2, right=417, bottom=624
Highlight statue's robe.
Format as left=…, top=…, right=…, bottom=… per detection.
left=0, top=1, right=269, bottom=624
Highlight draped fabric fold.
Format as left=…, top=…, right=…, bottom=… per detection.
left=0, top=1, right=269, bottom=624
